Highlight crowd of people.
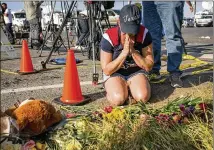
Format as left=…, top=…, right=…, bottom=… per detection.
left=1, top=1, right=193, bottom=106
left=1, top=2, right=43, bottom=49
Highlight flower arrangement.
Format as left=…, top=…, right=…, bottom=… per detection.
left=3, top=96, right=212, bottom=150
left=40, top=96, right=212, bottom=150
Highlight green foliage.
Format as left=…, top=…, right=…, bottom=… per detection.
left=135, top=3, right=142, bottom=10
left=47, top=97, right=213, bottom=150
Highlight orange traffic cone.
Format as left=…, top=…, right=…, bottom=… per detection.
left=18, top=40, right=36, bottom=74
left=54, top=50, right=90, bottom=105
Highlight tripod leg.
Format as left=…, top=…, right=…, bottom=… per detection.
left=56, top=43, right=63, bottom=55
left=38, top=1, right=56, bottom=56
left=61, top=1, right=71, bottom=49
left=41, top=1, right=76, bottom=69
left=91, top=3, right=99, bottom=85
left=48, top=2, right=73, bottom=55
left=86, top=4, right=91, bottom=59
left=58, top=35, right=67, bottom=51
left=38, top=24, right=51, bottom=56
left=181, top=37, right=187, bottom=55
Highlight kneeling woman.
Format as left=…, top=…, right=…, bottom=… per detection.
left=100, top=4, right=154, bottom=106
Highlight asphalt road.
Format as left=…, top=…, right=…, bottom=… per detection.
left=1, top=27, right=213, bottom=111
left=182, top=27, right=213, bottom=44
left=49, top=26, right=213, bottom=44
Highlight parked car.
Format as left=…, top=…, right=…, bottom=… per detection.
left=194, top=11, right=213, bottom=27
left=41, top=11, right=64, bottom=31
left=74, top=9, right=120, bottom=28
left=11, top=10, right=30, bottom=32
left=182, top=18, right=194, bottom=28
left=195, top=15, right=213, bottom=27
left=100, top=9, right=120, bottom=27
left=107, top=9, right=120, bottom=25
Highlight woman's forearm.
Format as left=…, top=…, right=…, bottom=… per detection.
left=103, top=51, right=128, bottom=76
left=131, top=51, right=153, bottom=72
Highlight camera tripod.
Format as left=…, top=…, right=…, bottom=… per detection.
left=38, top=1, right=73, bottom=57
left=68, top=1, right=111, bottom=60
left=40, top=1, right=76, bottom=69
left=84, top=1, right=112, bottom=84
left=40, top=1, right=112, bottom=84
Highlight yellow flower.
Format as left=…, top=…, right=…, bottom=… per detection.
left=103, top=108, right=126, bottom=122
left=65, top=139, right=82, bottom=150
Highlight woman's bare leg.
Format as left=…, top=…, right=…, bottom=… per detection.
left=104, top=76, right=128, bottom=106
left=128, top=74, right=151, bottom=103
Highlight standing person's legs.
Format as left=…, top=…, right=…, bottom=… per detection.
left=156, top=2, right=184, bottom=74
left=77, top=18, right=89, bottom=46
left=29, top=18, right=41, bottom=49
left=142, top=1, right=163, bottom=73
left=38, top=19, right=43, bottom=44
left=5, top=23, right=15, bottom=44
left=156, top=2, right=184, bottom=87
left=77, top=32, right=88, bottom=46
left=8, top=23, right=14, bottom=39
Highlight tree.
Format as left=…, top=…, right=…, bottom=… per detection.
left=135, top=3, right=142, bottom=10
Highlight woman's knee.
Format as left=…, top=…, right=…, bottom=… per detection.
left=133, top=91, right=151, bottom=103
left=107, top=92, right=128, bottom=106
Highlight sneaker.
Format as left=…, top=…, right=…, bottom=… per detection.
left=169, top=73, right=183, bottom=88
left=75, top=45, right=85, bottom=50
left=149, top=70, right=162, bottom=81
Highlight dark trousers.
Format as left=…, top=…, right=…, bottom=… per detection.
left=77, top=17, right=89, bottom=46
left=77, top=32, right=89, bottom=46
left=5, top=23, right=15, bottom=44
left=29, top=18, right=42, bottom=48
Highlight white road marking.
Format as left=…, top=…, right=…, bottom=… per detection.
left=1, top=80, right=103, bottom=94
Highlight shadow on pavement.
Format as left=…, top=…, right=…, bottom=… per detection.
left=149, top=71, right=212, bottom=104
left=182, top=72, right=213, bottom=88
left=185, top=44, right=213, bottom=49
left=85, top=91, right=106, bottom=103
left=150, top=81, right=175, bottom=103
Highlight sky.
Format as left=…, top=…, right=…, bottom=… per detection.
left=4, top=1, right=204, bottom=18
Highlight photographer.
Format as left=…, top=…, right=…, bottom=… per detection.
left=100, top=4, right=154, bottom=106
left=1, top=3, right=15, bottom=44
left=76, top=10, right=89, bottom=49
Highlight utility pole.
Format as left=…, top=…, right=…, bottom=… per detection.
left=194, top=1, right=196, bottom=15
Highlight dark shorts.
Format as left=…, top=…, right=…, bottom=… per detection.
left=104, top=69, right=149, bottom=82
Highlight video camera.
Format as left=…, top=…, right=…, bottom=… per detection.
left=101, top=1, right=115, bottom=9
left=85, top=1, right=115, bottom=10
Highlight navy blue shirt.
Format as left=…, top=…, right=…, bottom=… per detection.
left=100, top=26, right=152, bottom=76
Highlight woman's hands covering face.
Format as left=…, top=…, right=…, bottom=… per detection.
left=124, top=34, right=135, bottom=54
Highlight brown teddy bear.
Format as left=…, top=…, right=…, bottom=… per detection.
left=5, top=99, right=62, bottom=135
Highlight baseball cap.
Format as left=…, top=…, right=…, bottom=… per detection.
left=79, top=10, right=88, bottom=16
left=119, top=4, right=141, bottom=35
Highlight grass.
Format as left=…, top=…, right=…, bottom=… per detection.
left=85, top=111, right=212, bottom=150
left=46, top=70, right=213, bottom=150
left=47, top=96, right=213, bottom=150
